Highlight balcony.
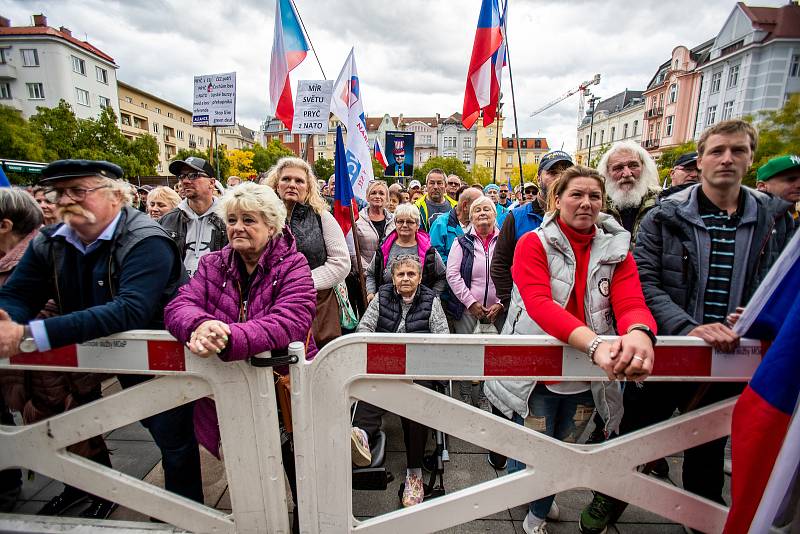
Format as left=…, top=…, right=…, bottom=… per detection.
left=163, top=133, right=176, bottom=145
left=642, top=139, right=660, bottom=149
left=646, top=107, right=664, bottom=118
left=0, top=63, right=17, bottom=79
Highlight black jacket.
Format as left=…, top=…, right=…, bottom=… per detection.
left=158, top=203, right=227, bottom=261
left=376, top=284, right=436, bottom=333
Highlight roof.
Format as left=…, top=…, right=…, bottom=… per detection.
left=739, top=1, right=800, bottom=41
left=0, top=25, right=115, bottom=64
left=580, top=89, right=644, bottom=126
left=397, top=116, right=439, bottom=128
left=118, top=80, right=194, bottom=116
left=238, top=124, right=256, bottom=140
left=503, top=137, right=549, bottom=150
left=645, top=39, right=713, bottom=90
left=365, top=117, right=383, bottom=131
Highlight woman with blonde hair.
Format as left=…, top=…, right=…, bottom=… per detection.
left=146, top=186, right=182, bottom=219
left=264, top=157, right=350, bottom=347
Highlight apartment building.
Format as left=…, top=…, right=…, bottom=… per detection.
left=438, top=112, right=477, bottom=171
left=117, top=81, right=211, bottom=175
left=0, top=14, right=118, bottom=120
left=575, top=90, right=645, bottom=165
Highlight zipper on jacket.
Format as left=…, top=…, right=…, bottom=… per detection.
left=482, top=249, right=490, bottom=307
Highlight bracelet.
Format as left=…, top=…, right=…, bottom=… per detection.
left=587, top=336, right=603, bottom=364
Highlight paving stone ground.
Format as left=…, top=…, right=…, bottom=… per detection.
left=6, top=379, right=732, bottom=532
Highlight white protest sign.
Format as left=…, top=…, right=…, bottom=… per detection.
left=291, top=80, right=334, bottom=134
left=192, top=72, right=236, bottom=127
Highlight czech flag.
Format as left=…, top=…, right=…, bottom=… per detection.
left=333, top=125, right=359, bottom=237
left=462, top=0, right=504, bottom=130
left=724, top=230, right=800, bottom=533
left=268, top=0, right=310, bottom=130
left=374, top=138, right=388, bottom=171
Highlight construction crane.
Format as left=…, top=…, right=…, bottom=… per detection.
left=529, top=74, right=601, bottom=123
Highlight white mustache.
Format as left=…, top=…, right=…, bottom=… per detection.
left=59, top=206, right=97, bottom=224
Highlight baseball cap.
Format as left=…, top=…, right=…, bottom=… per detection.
left=523, top=182, right=539, bottom=194
left=39, top=159, right=124, bottom=184
left=169, top=156, right=215, bottom=177
left=409, top=180, right=421, bottom=189
left=674, top=152, right=698, bottom=168
left=757, top=155, right=800, bottom=182
left=538, top=151, right=573, bottom=174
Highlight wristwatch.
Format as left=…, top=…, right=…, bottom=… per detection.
left=18, top=325, right=38, bottom=353
left=628, top=324, right=657, bottom=346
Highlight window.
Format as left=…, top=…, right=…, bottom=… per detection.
left=711, top=72, right=722, bottom=93
left=96, top=66, right=108, bottom=84
left=592, top=132, right=597, bottom=146
left=98, top=95, right=111, bottom=108
left=722, top=100, right=734, bottom=120
left=463, top=138, right=472, bottom=148
left=623, top=123, right=628, bottom=138
left=71, top=56, right=86, bottom=75
left=507, top=155, right=513, bottom=166
left=445, top=136, right=457, bottom=148
left=790, top=55, right=799, bottom=77
left=154, top=107, right=161, bottom=114
left=728, top=64, right=740, bottom=88
left=485, top=160, right=492, bottom=168
left=177, top=130, right=184, bottom=140
left=669, top=83, right=678, bottom=103
left=0, top=48, right=10, bottom=64
left=76, top=88, right=90, bottom=106
left=317, top=135, right=327, bottom=146
left=0, top=82, right=10, bottom=99
left=167, top=112, right=174, bottom=118
left=153, top=123, right=159, bottom=133
left=120, top=114, right=131, bottom=126
left=189, top=133, right=195, bottom=142
left=706, top=105, right=717, bottom=125
left=658, top=93, right=664, bottom=107
left=633, top=120, right=638, bottom=136
left=199, top=137, right=205, bottom=147
left=578, top=138, right=582, bottom=150
left=600, top=130, right=604, bottom=144
left=674, top=59, right=679, bottom=70
left=651, top=96, right=657, bottom=108
left=665, top=116, right=674, bottom=137
left=462, top=153, right=471, bottom=165
left=21, top=49, right=39, bottom=67
left=27, top=83, right=44, bottom=99
left=610, top=126, right=615, bottom=141
left=283, top=134, right=293, bottom=143
left=488, top=128, right=494, bottom=137
left=422, top=135, right=432, bottom=144
left=125, top=96, right=133, bottom=103
left=534, top=155, right=541, bottom=164
left=585, top=135, right=589, bottom=147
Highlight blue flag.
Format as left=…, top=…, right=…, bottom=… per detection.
left=0, top=166, right=10, bottom=188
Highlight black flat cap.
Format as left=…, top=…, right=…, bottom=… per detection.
left=674, top=152, right=698, bottom=168
left=169, top=156, right=214, bottom=177
left=39, top=159, right=124, bottom=184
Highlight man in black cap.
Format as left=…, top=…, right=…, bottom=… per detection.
left=0, top=159, right=203, bottom=514
left=159, top=156, right=227, bottom=278
left=660, top=151, right=699, bottom=198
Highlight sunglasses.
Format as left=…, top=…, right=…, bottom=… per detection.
left=179, top=172, right=210, bottom=180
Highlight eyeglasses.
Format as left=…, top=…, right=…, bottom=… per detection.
left=44, top=185, right=111, bottom=203
left=446, top=181, right=460, bottom=187
left=395, top=219, right=418, bottom=226
left=179, top=172, right=209, bottom=180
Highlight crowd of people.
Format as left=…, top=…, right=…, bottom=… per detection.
left=0, top=118, right=797, bottom=533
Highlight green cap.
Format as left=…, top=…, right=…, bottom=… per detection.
left=757, top=155, right=800, bottom=182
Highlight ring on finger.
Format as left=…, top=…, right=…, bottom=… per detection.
left=633, top=355, right=645, bottom=363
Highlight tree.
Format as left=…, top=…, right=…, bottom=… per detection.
left=250, top=140, right=294, bottom=173
left=656, top=140, right=697, bottom=184
left=470, top=165, right=493, bottom=185
left=413, top=156, right=470, bottom=184
left=28, top=100, right=80, bottom=161
left=227, top=149, right=255, bottom=177
left=507, top=163, right=539, bottom=188
left=0, top=106, right=46, bottom=182
left=314, top=156, right=335, bottom=182
left=589, top=143, right=612, bottom=169
left=746, top=95, right=800, bottom=187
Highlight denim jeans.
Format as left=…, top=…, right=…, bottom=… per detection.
left=507, top=384, right=594, bottom=520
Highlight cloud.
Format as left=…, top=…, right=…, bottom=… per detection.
left=3, top=0, right=787, bottom=153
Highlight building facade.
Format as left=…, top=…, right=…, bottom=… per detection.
left=575, top=90, right=645, bottom=165
left=396, top=115, right=439, bottom=166
left=641, top=41, right=713, bottom=157
left=217, top=123, right=256, bottom=150
left=117, top=81, right=211, bottom=175
left=438, top=112, right=477, bottom=171
left=260, top=117, right=316, bottom=164
left=0, top=14, right=118, bottom=120
left=694, top=2, right=800, bottom=138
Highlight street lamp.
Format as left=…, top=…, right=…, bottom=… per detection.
left=586, top=93, right=601, bottom=165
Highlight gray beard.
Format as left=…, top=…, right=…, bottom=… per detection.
left=607, top=178, right=650, bottom=210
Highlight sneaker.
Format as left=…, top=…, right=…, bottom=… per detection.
left=522, top=512, right=549, bottom=534
left=547, top=500, right=560, bottom=521
left=579, top=492, right=624, bottom=534
left=351, top=427, right=372, bottom=467
left=487, top=451, right=507, bottom=470
left=37, top=488, right=89, bottom=516
left=401, top=472, right=424, bottom=507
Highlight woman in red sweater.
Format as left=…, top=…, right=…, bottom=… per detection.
left=484, top=165, right=657, bottom=534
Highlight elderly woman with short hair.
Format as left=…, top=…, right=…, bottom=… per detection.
left=164, top=181, right=317, bottom=531
left=365, top=203, right=446, bottom=303
left=146, top=186, right=182, bottom=220
left=264, top=157, right=350, bottom=347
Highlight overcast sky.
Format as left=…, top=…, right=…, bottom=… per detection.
left=4, top=0, right=787, bottom=154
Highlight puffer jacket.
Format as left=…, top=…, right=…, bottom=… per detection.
left=164, top=230, right=318, bottom=457
left=353, top=207, right=395, bottom=269
left=633, top=184, right=795, bottom=336
left=484, top=212, right=630, bottom=434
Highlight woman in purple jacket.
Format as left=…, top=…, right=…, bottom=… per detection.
left=164, top=182, right=316, bottom=532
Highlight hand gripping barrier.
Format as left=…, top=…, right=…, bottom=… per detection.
left=290, top=333, right=766, bottom=534
left=0, top=330, right=304, bottom=534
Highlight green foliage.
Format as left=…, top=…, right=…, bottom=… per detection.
left=589, top=143, right=611, bottom=169
left=0, top=106, right=46, bottom=183
left=470, top=165, right=493, bottom=185
left=250, top=140, right=294, bottom=173
left=412, top=156, right=470, bottom=184
left=746, top=95, right=800, bottom=187
left=28, top=100, right=80, bottom=161
left=656, top=140, right=697, bottom=184
left=371, top=156, right=386, bottom=182
left=172, top=146, right=230, bottom=179
left=313, top=156, right=335, bottom=182
left=508, top=163, right=539, bottom=187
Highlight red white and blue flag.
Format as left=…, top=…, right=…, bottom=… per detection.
left=462, top=0, right=505, bottom=130
left=268, top=0, right=310, bottom=130
left=333, top=125, right=359, bottom=237
left=374, top=138, right=388, bottom=170
left=724, top=230, right=800, bottom=533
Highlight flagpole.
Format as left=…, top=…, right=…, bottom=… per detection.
left=350, top=208, right=368, bottom=309
left=289, top=0, right=327, bottom=80
left=506, top=43, right=524, bottom=188
left=492, top=101, right=501, bottom=185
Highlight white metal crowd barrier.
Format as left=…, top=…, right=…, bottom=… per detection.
left=0, top=331, right=774, bottom=533
left=291, top=333, right=765, bottom=534
left=0, top=330, right=300, bottom=534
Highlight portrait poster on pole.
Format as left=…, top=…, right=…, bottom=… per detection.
left=384, top=131, right=415, bottom=180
